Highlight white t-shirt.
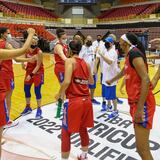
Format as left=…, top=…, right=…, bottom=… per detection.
left=92, top=40, right=104, bottom=49
left=95, top=41, right=105, bottom=73
left=102, top=46, right=119, bottom=86
left=79, top=45, right=96, bottom=75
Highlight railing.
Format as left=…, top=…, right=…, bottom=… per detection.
left=0, top=13, right=159, bottom=27
left=97, top=13, right=160, bottom=24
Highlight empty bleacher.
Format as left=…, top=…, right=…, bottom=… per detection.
left=0, top=0, right=58, bottom=21
left=0, top=23, right=55, bottom=41
left=98, top=3, right=160, bottom=21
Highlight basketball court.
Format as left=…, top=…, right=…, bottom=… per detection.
left=1, top=55, right=160, bottom=160
left=0, top=0, right=160, bottom=159
left=2, top=97, right=160, bottom=160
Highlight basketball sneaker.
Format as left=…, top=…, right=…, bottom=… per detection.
left=108, top=110, right=119, bottom=119
left=21, top=106, right=32, bottom=116
left=4, top=120, right=19, bottom=129
left=117, top=98, right=123, bottom=104
left=92, top=99, right=101, bottom=105
left=35, top=107, right=42, bottom=119
left=101, top=101, right=106, bottom=108
left=77, top=155, right=88, bottom=160
left=101, top=105, right=112, bottom=112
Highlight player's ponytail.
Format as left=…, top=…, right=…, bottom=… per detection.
left=126, top=32, right=147, bottom=61
left=69, top=40, right=82, bottom=55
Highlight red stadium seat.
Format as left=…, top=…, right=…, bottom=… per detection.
left=97, top=3, right=160, bottom=20
left=0, top=22, right=55, bottom=41
left=0, top=0, right=58, bottom=21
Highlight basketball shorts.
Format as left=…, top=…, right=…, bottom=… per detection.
left=24, top=73, right=44, bottom=87
left=102, top=84, right=116, bottom=100
left=3, top=78, right=14, bottom=91
left=62, top=97, right=94, bottom=133
left=0, top=92, right=9, bottom=127
left=130, top=102, right=155, bottom=129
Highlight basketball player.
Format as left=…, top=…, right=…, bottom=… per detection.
left=0, top=27, right=35, bottom=128
left=79, top=35, right=100, bottom=105
left=0, top=28, right=35, bottom=159
left=53, top=28, right=69, bottom=107
left=54, top=28, right=68, bottom=84
left=107, top=33, right=155, bottom=160
left=21, top=35, right=44, bottom=119
left=55, top=40, right=94, bottom=160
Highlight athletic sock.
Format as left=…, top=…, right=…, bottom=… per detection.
left=81, top=151, right=88, bottom=158
left=62, top=158, right=68, bottom=160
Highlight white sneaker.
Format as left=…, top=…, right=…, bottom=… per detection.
left=4, top=120, right=19, bottom=129
left=77, top=155, right=88, bottom=160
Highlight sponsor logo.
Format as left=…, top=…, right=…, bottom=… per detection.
left=74, top=77, right=88, bottom=85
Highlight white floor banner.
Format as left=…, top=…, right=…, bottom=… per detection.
left=2, top=98, right=160, bottom=160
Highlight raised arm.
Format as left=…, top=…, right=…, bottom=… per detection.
left=0, top=28, right=35, bottom=60
left=6, top=43, right=34, bottom=62
left=98, top=51, right=113, bottom=65
left=54, top=44, right=67, bottom=61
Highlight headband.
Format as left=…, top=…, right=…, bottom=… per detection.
left=121, top=34, right=132, bottom=45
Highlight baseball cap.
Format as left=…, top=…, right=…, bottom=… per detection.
left=105, top=37, right=114, bottom=43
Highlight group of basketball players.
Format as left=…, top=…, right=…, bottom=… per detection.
left=0, top=28, right=44, bottom=130
left=0, top=26, right=160, bottom=160
left=0, top=27, right=35, bottom=159
left=54, top=28, right=160, bottom=160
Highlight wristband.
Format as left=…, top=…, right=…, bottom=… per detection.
left=30, top=73, right=34, bottom=77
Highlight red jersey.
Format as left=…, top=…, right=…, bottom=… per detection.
left=25, top=48, right=44, bottom=74
left=0, top=79, right=6, bottom=101
left=0, top=40, right=14, bottom=79
left=124, top=47, right=155, bottom=106
left=66, top=58, right=90, bottom=99
left=0, top=40, right=7, bottom=97
left=54, top=42, right=68, bottom=72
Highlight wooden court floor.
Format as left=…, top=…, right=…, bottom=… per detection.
left=10, top=54, right=160, bottom=120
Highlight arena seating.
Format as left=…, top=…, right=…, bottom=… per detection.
left=98, top=3, right=160, bottom=20
left=0, top=4, right=15, bottom=17
left=0, top=0, right=58, bottom=21
left=0, top=23, right=55, bottom=41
